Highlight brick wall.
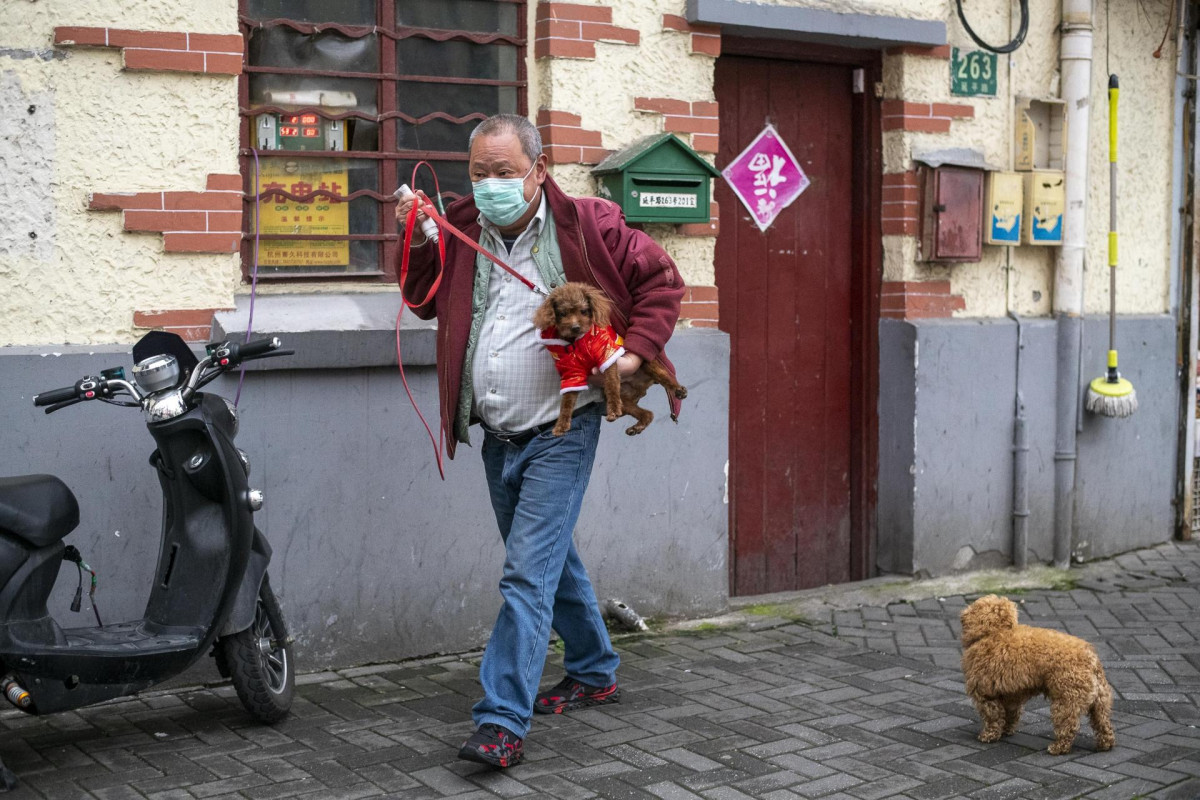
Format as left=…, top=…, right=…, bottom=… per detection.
left=536, top=109, right=610, bottom=165
left=880, top=281, right=965, bottom=319
left=881, top=101, right=974, bottom=134
left=132, top=308, right=226, bottom=342
left=680, top=285, right=719, bottom=328
left=89, top=174, right=243, bottom=254
left=54, top=27, right=242, bottom=74
left=633, top=98, right=718, bottom=154
left=882, top=172, right=919, bottom=237
left=661, top=14, right=721, bottom=56
left=534, top=3, right=638, bottom=60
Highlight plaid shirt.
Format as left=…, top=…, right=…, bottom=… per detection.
left=471, top=196, right=601, bottom=433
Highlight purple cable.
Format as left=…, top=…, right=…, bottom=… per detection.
left=234, top=147, right=262, bottom=407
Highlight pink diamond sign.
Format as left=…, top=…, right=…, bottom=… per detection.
left=722, top=124, right=810, bottom=232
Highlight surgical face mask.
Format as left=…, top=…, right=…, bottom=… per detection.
left=473, top=162, right=537, bottom=227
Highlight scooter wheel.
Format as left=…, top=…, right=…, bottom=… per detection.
left=219, top=574, right=294, bottom=724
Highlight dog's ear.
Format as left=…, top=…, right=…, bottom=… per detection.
left=583, top=283, right=613, bottom=328
left=532, top=295, right=556, bottom=331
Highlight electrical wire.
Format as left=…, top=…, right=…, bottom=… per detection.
left=956, top=0, right=1030, bottom=54
left=234, top=148, right=263, bottom=408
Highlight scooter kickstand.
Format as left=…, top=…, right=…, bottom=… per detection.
left=0, top=754, right=17, bottom=792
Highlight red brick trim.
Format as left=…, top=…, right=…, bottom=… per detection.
left=680, top=285, right=719, bottom=327
left=661, top=14, right=721, bottom=57
left=880, top=280, right=966, bottom=319
left=133, top=308, right=227, bottom=342
left=882, top=171, right=919, bottom=236
left=881, top=100, right=974, bottom=134
left=89, top=174, right=243, bottom=253
left=536, top=108, right=610, bottom=165
left=54, top=26, right=242, bottom=75
left=885, top=44, right=952, bottom=59
left=677, top=201, right=720, bottom=237
left=534, top=4, right=639, bottom=60
left=633, top=98, right=719, bottom=154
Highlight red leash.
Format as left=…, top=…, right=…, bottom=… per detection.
left=393, top=163, right=546, bottom=479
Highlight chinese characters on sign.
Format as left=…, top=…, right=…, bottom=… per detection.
left=252, top=159, right=350, bottom=267
left=721, top=124, right=810, bottom=232
left=951, top=48, right=997, bottom=97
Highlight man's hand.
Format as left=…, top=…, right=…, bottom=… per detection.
left=395, top=189, right=433, bottom=245
left=588, top=352, right=643, bottom=388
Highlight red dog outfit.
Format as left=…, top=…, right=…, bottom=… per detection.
left=540, top=325, right=625, bottom=394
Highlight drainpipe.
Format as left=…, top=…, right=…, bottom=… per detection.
left=1009, top=311, right=1029, bottom=569
left=1053, top=0, right=1094, bottom=568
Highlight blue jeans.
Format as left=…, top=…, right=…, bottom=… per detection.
left=473, top=404, right=620, bottom=737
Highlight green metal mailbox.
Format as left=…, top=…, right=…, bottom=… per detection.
left=591, top=133, right=721, bottom=224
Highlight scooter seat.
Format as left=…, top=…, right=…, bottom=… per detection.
left=0, top=475, right=80, bottom=548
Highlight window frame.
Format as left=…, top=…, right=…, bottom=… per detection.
left=237, top=0, right=528, bottom=282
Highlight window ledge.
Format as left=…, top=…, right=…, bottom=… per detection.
left=212, top=293, right=435, bottom=370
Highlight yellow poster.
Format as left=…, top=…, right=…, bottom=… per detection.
left=253, top=159, right=350, bottom=267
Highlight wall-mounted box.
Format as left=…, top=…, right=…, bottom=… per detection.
left=985, top=171, right=1023, bottom=246
left=920, top=165, right=984, bottom=262
left=592, top=133, right=721, bottom=224
left=1015, top=97, right=1065, bottom=171
left=1023, top=169, right=1065, bottom=245
left=255, top=89, right=356, bottom=152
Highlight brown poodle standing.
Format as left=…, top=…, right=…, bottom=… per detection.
left=533, top=282, right=687, bottom=436
left=960, top=595, right=1115, bottom=755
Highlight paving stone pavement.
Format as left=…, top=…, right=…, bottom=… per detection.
left=4, top=541, right=1200, bottom=799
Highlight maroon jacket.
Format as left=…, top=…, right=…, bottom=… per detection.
left=399, top=175, right=685, bottom=459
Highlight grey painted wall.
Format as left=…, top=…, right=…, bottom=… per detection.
left=878, top=315, right=1180, bottom=576
left=0, top=329, right=730, bottom=671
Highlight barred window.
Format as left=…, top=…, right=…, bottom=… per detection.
left=239, top=0, right=526, bottom=279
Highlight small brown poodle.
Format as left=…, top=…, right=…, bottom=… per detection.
left=532, top=282, right=687, bottom=436
left=960, top=594, right=1115, bottom=755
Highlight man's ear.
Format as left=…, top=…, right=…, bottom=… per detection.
left=532, top=153, right=549, bottom=186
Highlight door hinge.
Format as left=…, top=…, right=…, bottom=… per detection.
left=852, top=68, right=865, bottom=94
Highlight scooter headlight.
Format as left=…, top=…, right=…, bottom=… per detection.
left=132, top=354, right=181, bottom=394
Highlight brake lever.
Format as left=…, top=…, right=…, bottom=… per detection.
left=241, top=349, right=296, bottom=362
left=44, top=398, right=84, bottom=415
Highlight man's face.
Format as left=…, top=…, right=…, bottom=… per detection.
left=469, top=132, right=546, bottom=203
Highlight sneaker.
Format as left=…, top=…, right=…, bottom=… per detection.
left=458, top=723, right=524, bottom=768
left=534, top=676, right=620, bottom=714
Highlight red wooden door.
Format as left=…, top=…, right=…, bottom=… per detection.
left=716, top=52, right=874, bottom=595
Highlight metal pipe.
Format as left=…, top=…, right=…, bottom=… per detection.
left=1009, top=312, right=1029, bottom=569
left=1053, top=0, right=1094, bottom=568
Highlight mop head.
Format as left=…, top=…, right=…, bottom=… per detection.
left=1086, top=375, right=1138, bottom=418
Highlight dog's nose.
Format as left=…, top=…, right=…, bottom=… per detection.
left=570, top=324, right=581, bottom=335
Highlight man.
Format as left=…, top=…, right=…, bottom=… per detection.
left=395, top=114, right=684, bottom=768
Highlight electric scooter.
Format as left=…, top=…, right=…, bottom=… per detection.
left=0, top=331, right=296, bottom=791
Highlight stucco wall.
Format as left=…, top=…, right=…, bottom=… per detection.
left=0, top=0, right=240, bottom=347
left=537, top=0, right=718, bottom=288
left=874, top=0, right=1176, bottom=318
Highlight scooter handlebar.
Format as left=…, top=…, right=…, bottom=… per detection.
left=34, top=385, right=79, bottom=406
left=238, top=337, right=280, bottom=359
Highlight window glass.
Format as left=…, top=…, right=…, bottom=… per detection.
left=246, top=0, right=374, bottom=25
left=397, top=39, right=516, bottom=81
left=241, top=0, right=524, bottom=279
left=249, top=27, right=378, bottom=73
left=396, top=1, right=518, bottom=35
left=396, top=85, right=516, bottom=153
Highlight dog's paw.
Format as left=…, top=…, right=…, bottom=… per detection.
left=977, top=730, right=1002, bottom=744
left=625, top=425, right=646, bottom=436
left=674, top=386, right=688, bottom=399
left=606, top=403, right=622, bottom=421
left=1047, top=741, right=1073, bottom=755
left=552, top=424, right=570, bottom=436
left=1094, top=734, right=1115, bottom=752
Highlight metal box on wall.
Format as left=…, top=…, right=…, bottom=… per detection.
left=985, top=171, right=1023, bottom=246
left=591, top=133, right=720, bottom=224
left=1023, top=170, right=1065, bottom=245
left=920, top=165, right=984, bottom=262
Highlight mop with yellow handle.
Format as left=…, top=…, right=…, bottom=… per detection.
left=1086, top=74, right=1138, bottom=418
